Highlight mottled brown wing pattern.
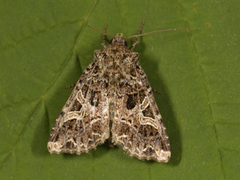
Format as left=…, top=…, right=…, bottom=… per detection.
left=47, top=60, right=110, bottom=154
left=48, top=21, right=173, bottom=163
left=111, top=61, right=171, bottom=163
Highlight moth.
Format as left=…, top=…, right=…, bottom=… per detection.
left=48, top=20, right=186, bottom=163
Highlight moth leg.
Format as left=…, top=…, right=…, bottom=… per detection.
left=65, top=83, right=76, bottom=89
left=152, top=88, right=162, bottom=95
left=130, top=20, right=145, bottom=50
left=102, top=25, right=108, bottom=47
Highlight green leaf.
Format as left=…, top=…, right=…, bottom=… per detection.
left=0, top=0, right=239, bottom=179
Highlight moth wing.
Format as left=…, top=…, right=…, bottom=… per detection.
left=112, top=62, right=171, bottom=162
left=48, top=61, right=109, bottom=154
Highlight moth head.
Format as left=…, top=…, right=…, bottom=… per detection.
left=109, top=33, right=127, bottom=47
left=87, top=23, right=188, bottom=50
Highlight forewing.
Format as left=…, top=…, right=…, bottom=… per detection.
left=48, top=61, right=109, bottom=154
left=112, top=62, right=171, bottom=163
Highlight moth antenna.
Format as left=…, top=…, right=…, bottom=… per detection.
left=88, top=25, right=113, bottom=39
left=126, top=27, right=188, bottom=40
